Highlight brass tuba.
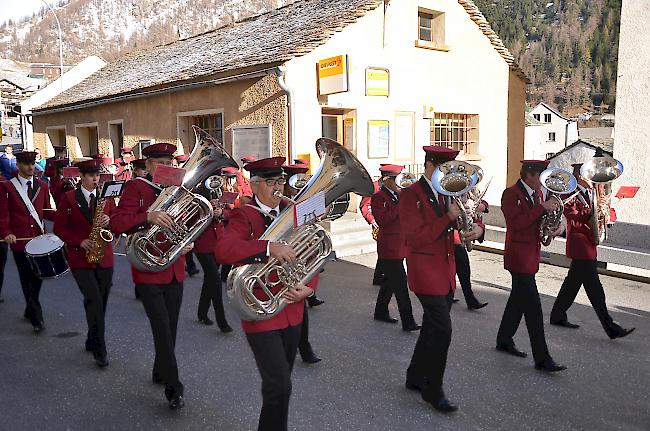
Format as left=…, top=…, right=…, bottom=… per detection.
left=126, top=126, right=238, bottom=271
left=227, top=137, right=374, bottom=321
left=432, top=161, right=479, bottom=251
left=579, top=157, right=623, bottom=245
left=539, top=168, right=578, bottom=246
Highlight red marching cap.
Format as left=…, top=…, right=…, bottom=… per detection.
left=422, top=146, right=459, bottom=162
left=15, top=151, right=37, bottom=164
left=241, top=155, right=257, bottom=164
left=379, top=164, right=404, bottom=177
left=175, top=154, right=190, bottom=163
left=121, top=146, right=134, bottom=153
left=220, top=166, right=239, bottom=177
left=75, top=158, right=102, bottom=173
left=520, top=159, right=550, bottom=172
left=244, top=156, right=285, bottom=178
left=283, top=163, right=309, bottom=176
left=142, top=143, right=177, bottom=159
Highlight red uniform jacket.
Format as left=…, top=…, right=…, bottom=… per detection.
left=371, top=187, right=405, bottom=259
left=53, top=188, right=116, bottom=269
left=214, top=201, right=308, bottom=334
left=109, top=177, right=185, bottom=284
left=399, top=177, right=457, bottom=296
left=501, top=180, right=546, bottom=274
left=564, top=191, right=597, bottom=261
left=194, top=219, right=220, bottom=254
left=359, top=180, right=380, bottom=225
left=115, top=158, right=134, bottom=181
left=0, top=178, right=54, bottom=252
left=49, top=176, right=75, bottom=206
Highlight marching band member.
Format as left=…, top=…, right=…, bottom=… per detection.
left=371, top=164, right=419, bottom=331
left=550, top=163, right=634, bottom=339
left=48, top=158, right=75, bottom=205
left=53, top=159, right=116, bottom=367
left=360, top=175, right=382, bottom=285
left=110, top=143, right=191, bottom=410
left=131, top=158, right=147, bottom=178
left=114, top=146, right=135, bottom=180
left=215, top=157, right=315, bottom=430
left=496, top=160, right=567, bottom=372
left=194, top=172, right=232, bottom=333
left=400, top=146, right=484, bottom=413
left=283, top=162, right=321, bottom=364
left=0, top=151, right=55, bottom=333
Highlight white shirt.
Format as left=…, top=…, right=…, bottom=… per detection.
left=81, top=186, right=97, bottom=206
left=421, top=174, right=441, bottom=202
left=519, top=179, right=545, bottom=202
left=16, top=175, right=34, bottom=195
left=255, top=196, right=280, bottom=256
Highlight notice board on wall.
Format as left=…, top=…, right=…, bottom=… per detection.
left=232, top=125, right=272, bottom=167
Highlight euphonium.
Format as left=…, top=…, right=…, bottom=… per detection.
left=395, top=172, right=417, bottom=189
left=432, top=160, right=479, bottom=251
left=539, top=168, right=579, bottom=246
left=126, top=126, right=238, bottom=271
left=227, top=137, right=374, bottom=321
left=580, top=157, right=623, bottom=245
left=86, top=196, right=113, bottom=264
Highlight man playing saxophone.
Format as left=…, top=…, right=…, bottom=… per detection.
left=550, top=163, right=634, bottom=339
left=496, top=160, right=566, bottom=372
left=215, top=157, right=315, bottom=431
left=110, top=143, right=192, bottom=410
left=53, top=159, right=116, bottom=368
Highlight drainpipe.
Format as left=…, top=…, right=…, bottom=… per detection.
left=275, top=66, right=296, bottom=160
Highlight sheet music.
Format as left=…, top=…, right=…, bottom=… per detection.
left=294, top=191, right=326, bottom=227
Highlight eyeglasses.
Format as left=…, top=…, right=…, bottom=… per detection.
left=255, top=178, right=287, bottom=186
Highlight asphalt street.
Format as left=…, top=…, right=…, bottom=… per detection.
left=0, top=245, right=648, bottom=431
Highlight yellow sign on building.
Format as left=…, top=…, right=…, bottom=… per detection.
left=365, top=67, right=389, bottom=97
left=318, top=55, right=349, bottom=96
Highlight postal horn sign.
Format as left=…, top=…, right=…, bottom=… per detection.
left=318, top=55, right=349, bottom=96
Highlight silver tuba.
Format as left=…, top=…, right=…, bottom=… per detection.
left=579, top=157, right=623, bottom=245
left=539, top=168, right=578, bottom=246
left=126, top=126, right=238, bottom=271
left=227, top=137, right=374, bottom=321
left=432, top=160, right=479, bottom=251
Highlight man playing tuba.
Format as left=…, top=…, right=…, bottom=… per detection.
left=215, top=157, right=315, bottom=431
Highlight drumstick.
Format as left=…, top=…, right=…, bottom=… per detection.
left=1, top=237, right=35, bottom=242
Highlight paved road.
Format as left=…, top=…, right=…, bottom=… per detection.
left=1, top=246, right=648, bottom=431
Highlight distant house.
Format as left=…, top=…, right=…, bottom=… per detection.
left=547, top=137, right=614, bottom=170
left=526, top=102, right=579, bottom=159
left=0, top=71, right=44, bottom=120
left=29, top=63, right=73, bottom=80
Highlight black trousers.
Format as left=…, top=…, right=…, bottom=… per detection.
left=247, top=325, right=301, bottom=431
left=298, top=303, right=313, bottom=357
left=407, top=293, right=453, bottom=399
left=497, top=271, right=550, bottom=364
left=374, top=259, right=416, bottom=327
left=221, top=264, right=233, bottom=282
left=551, top=259, right=616, bottom=334
left=185, top=251, right=197, bottom=272
left=12, top=251, right=44, bottom=325
left=0, top=242, right=7, bottom=297
left=372, top=257, right=384, bottom=285
left=71, top=268, right=113, bottom=355
left=454, top=245, right=480, bottom=307
left=196, top=253, right=228, bottom=328
left=136, top=282, right=184, bottom=400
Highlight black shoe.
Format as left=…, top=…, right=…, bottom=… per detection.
left=535, top=358, right=567, bottom=372
left=168, top=395, right=185, bottom=410
left=93, top=352, right=109, bottom=368
left=307, top=296, right=325, bottom=308
left=405, top=381, right=422, bottom=392
left=608, top=326, right=635, bottom=340
left=186, top=267, right=200, bottom=277
left=301, top=351, right=322, bottom=364
left=374, top=315, right=398, bottom=324
left=198, top=315, right=214, bottom=326
left=152, top=373, right=164, bottom=385
left=32, top=322, right=44, bottom=334
left=452, top=298, right=460, bottom=303
left=85, top=340, right=95, bottom=352
left=218, top=324, right=233, bottom=333
left=550, top=319, right=580, bottom=329
left=402, top=324, right=421, bottom=332
left=496, top=343, right=527, bottom=358
left=422, top=390, right=458, bottom=413
left=0, top=296, right=4, bottom=303
left=468, top=302, right=488, bottom=310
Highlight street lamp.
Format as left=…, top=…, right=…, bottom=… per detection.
left=40, top=0, right=64, bottom=88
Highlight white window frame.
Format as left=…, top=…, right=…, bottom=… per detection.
left=74, top=122, right=100, bottom=157
left=176, top=108, right=225, bottom=153
left=108, top=119, right=124, bottom=159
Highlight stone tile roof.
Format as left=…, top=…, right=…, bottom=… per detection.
left=549, top=138, right=614, bottom=160
left=0, top=70, right=43, bottom=91
left=36, top=0, right=529, bottom=111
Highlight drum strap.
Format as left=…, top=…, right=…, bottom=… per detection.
left=135, top=177, right=163, bottom=193
left=10, top=177, right=44, bottom=233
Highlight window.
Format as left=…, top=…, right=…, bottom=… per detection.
left=429, top=113, right=479, bottom=155
left=177, top=110, right=224, bottom=154
left=191, top=113, right=223, bottom=143
left=533, top=114, right=540, bottom=121
left=75, top=124, right=99, bottom=156
left=418, top=9, right=445, bottom=48
left=544, top=114, right=552, bottom=123
left=546, top=152, right=555, bottom=159
left=548, top=132, right=556, bottom=142
left=108, top=121, right=124, bottom=158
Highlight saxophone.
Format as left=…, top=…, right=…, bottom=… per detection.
left=86, top=197, right=114, bottom=264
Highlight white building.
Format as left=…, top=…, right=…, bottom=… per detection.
left=547, top=138, right=613, bottom=170
left=613, top=0, right=649, bottom=227
left=526, top=102, right=578, bottom=159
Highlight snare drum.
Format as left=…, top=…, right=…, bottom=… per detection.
left=25, top=234, right=70, bottom=279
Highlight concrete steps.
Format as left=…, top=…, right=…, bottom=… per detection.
left=321, top=213, right=376, bottom=258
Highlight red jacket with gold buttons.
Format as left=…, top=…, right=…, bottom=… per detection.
left=371, top=186, right=405, bottom=259
left=564, top=191, right=598, bottom=261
